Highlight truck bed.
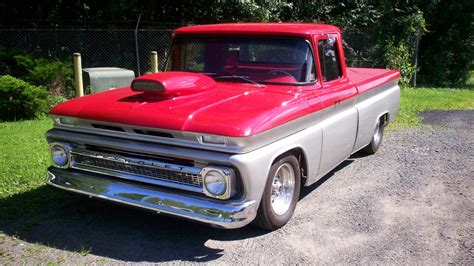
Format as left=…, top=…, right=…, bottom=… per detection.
left=347, top=67, right=400, bottom=93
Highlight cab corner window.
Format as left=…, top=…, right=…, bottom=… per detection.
left=318, top=38, right=342, bottom=82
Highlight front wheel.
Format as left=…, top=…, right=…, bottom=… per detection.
left=253, top=155, right=301, bottom=230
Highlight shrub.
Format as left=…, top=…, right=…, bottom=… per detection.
left=0, top=48, right=29, bottom=77
left=46, top=94, right=68, bottom=110
left=378, top=40, right=416, bottom=86
left=14, top=54, right=74, bottom=97
left=0, top=75, right=48, bottom=121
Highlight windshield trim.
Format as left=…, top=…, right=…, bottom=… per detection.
left=165, top=35, right=318, bottom=86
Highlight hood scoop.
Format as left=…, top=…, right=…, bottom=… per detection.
left=131, top=71, right=216, bottom=96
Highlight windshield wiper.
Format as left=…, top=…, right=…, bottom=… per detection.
left=214, top=75, right=264, bottom=88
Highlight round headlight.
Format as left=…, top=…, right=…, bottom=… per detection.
left=50, top=143, right=69, bottom=167
left=204, top=170, right=227, bottom=196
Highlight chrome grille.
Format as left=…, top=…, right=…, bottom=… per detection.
left=70, top=151, right=203, bottom=191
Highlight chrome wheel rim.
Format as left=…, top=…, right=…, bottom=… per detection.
left=271, top=163, right=295, bottom=215
left=373, top=120, right=382, bottom=145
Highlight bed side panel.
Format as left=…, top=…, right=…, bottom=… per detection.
left=352, top=79, right=400, bottom=153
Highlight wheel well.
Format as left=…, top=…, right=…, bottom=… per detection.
left=272, top=148, right=308, bottom=183
left=380, top=113, right=390, bottom=127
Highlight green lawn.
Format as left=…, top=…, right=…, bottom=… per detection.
left=0, top=118, right=52, bottom=196
left=391, top=87, right=474, bottom=128
left=0, top=87, right=473, bottom=223
left=0, top=117, right=73, bottom=223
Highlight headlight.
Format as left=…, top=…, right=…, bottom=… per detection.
left=204, top=170, right=227, bottom=195
left=201, top=167, right=236, bottom=199
left=49, top=143, right=70, bottom=168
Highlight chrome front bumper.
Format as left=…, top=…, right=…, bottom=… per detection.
left=46, top=167, right=257, bottom=229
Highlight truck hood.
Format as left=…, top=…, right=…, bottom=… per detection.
left=50, top=73, right=310, bottom=137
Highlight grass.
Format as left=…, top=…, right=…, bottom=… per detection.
left=0, top=117, right=71, bottom=224
left=78, top=245, right=92, bottom=256
left=390, top=87, right=474, bottom=128
left=0, top=117, right=52, bottom=197
left=0, top=87, right=473, bottom=224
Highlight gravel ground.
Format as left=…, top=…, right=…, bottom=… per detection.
left=0, top=111, right=473, bottom=264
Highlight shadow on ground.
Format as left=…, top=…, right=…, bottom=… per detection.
left=0, top=159, right=355, bottom=263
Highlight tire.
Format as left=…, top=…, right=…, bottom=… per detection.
left=362, top=118, right=384, bottom=155
left=253, top=155, right=301, bottom=230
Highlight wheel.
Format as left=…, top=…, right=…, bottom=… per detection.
left=362, top=118, right=384, bottom=154
left=253, top=155, right=301, bottom=230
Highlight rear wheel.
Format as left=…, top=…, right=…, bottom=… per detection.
left=253, top=155, right=301, bottom=230
left=362, top=118, right=384, bottom=154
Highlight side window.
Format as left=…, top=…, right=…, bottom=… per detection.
left=318, top=37, right=342, bottom=82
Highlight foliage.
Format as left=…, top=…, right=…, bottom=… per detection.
left=0, top=75, right=48, bottom=121
left=374, top=8, right=427, bottom=86
left=379, top=40, right=416, bottom=86
left=0, top=48, right=74, bottom=97
left=0, top=48, right=29, bottom=77
left=46, top=94, right=68, bottom=110
left=1, top=0, right=472, bottom=87
left=13, top=54, right=74, bottom=96
left=417, top=0, right=473, bottom=86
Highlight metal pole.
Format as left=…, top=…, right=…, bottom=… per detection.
left=412, top=26, right=421, bottom=87
left=134, top=14, right=142, bottom=76
left=73, top=53, right=84, bottom=97
left=151, top=51, right=159, bottom=73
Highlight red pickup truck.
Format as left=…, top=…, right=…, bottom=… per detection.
left=46, top=23, right=400, bottom=230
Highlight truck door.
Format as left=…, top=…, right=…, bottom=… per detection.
left=314, top=33, right=358, bottom=177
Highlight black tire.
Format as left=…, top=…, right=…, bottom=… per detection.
left=362, top=118, right=384, bottom=155
left=253, top=155, right=301, bottom=230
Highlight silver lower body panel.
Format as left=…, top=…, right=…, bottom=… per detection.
left=46, top=167, right=257, bottom=229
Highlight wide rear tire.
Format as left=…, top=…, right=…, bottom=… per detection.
left=253, top=155, right=301, bottom=230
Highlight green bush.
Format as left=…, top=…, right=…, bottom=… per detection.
left=47, top=93, right=67, bottom=110
left=14, top=54, right=74, bottom=97
left=0, top=48, right=29, bottom=77
left=378, top=40, right=416, bottom=86
left=0, top=75, right=48, bottom=121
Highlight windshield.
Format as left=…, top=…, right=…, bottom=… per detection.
left=166, top=36, right=316, bottom=84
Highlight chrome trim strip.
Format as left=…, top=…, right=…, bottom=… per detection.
left=46, top=129, right=231, bottom=165
left=46, top=167, right=258, bottom=229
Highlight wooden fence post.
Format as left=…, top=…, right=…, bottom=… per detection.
left=73, top=53, right=84, bottom=97
left=151, top=51, right=159, bottom=73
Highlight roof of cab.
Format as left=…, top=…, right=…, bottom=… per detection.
left=174, top=23, right=341, bottom=37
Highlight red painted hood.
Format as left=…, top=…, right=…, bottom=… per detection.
left=50, top=74, right=310, bottom=137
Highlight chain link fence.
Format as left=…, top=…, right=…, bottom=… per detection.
left=0, top=28, right=176, bottom=75
left=0, top=26, right=419, bottom=81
